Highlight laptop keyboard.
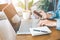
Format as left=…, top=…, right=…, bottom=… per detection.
left=17, top=19, right=39, bottom=34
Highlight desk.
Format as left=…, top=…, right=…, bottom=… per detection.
left=17, top=27, right=60, bottom=40
left=17, top=18, right=60, bottom=40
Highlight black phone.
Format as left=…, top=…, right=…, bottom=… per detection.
left=34, top=10, right=42, bottom=17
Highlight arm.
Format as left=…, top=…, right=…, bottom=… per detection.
left=55, top=0, right=60, bottom=30
left=38, top=0, right=60, bottom=29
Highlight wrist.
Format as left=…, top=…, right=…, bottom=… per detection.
left=46, top=13, right=52, bottom=19
left=49, top=20, right=56, bottom=26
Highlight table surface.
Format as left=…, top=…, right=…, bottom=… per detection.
left=17, top=27, right=60, bottom=40
left=17, top=19, right=60, bottom=40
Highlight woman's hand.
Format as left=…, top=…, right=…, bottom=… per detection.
left=39, top=10, right=47, bottom=19
left=38, top=19, right=56, bottom=26
left=34, top=10, right=52, bottom=19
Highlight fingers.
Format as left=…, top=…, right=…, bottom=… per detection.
left=39, top=10, right=47, bottom=19
left=34, top=14, right=39, bottom=19
left=37, top=22, right=45, bottom=26
left=37, top=19, right=56, bottom=27
left=39, top=10, right=45, bottom=13
left=37, top=19, right=48, bottom=26
left=37, top=20, right=45, bottom=26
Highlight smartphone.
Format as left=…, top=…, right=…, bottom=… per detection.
left=34, top=10, right=42, bottom=17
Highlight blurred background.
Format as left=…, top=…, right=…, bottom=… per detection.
left=0, top=0, right=58, bottom=17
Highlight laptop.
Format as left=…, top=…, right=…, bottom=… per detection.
left=17, top=19, right=40, bottom=34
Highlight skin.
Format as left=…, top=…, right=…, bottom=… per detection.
left=38, top=19, right=56, bottom=26
left=36, top=10, right=56, bottom=27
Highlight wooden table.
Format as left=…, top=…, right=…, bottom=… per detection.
left=17, top=27, right=60, bottom=40
left=17, top=19, right=60, bottom=40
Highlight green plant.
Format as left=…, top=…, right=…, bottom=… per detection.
left=18, top=0, right=33, bottom=10
left=37, top=0, right=50, bottom=12
left=18, top=1, right=25, bottom=9
left=28, top=0, right=33, bottom=10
